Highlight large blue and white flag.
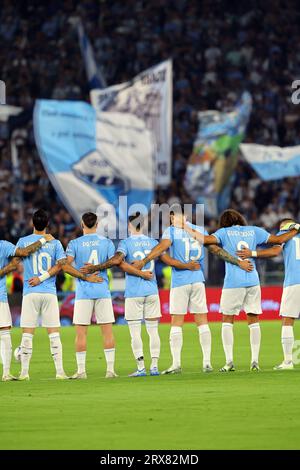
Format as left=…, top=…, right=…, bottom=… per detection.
left=33, top=100, right=154, bottom=237
left=76, top=20, right=106, bottom=89
left=240, top=144, right=300, bottom=181
left=91, top=60, right=172, bottom=186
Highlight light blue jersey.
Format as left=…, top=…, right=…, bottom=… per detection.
left=66, top=233, right=114, bottom=300
left=278, top=231, right=300, bottom=287
left=0, top=240, right=16, bottom=302
left=117, top=234, right=159, bottom=298
left=16, top=234, right=66, bottom=295
left=162, top=223, right=207, bottom=288
left=212, top=225, right=270, bottom=289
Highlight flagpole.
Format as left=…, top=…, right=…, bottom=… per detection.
left=10, top=129, right=24, bottom=221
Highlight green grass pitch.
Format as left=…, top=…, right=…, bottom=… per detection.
left=2, top=320, right=300, bottom=450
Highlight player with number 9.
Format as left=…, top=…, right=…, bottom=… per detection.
left=132, top=207, right=252, bottom=375
left=237, top=218, right=300, bottom=370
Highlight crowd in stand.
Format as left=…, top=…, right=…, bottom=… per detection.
left=1, top=0, right=300, bottom=278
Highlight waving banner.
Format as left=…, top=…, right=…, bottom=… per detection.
left=34, top=99, right=154, bottom=237
left=184, top=91, right=252, bottom=216
left=91, top=60, right=172, bottom=186
left=240, top=144, right=300, bottom=180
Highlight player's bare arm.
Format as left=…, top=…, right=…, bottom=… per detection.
left=181, top=223, right=217, bottom=245
left=132, top=239, right=172, bottom=270
left=267, top=225, right=299, bottom=245
left=160, top=253, right=200, bottom=271
left=119, top=261, right=153, bottom=280
left=15, top=233, right=55, bottom=257
left=237, top=245, right=283, bottom=260
left=0, top=256, right=21, bottom=278
left=80, top=252, right=124, bottom=274
left=208, top=244, right=254, bottom=272
left=61, top=257, right=103, bottom=283
left=29, top=256, right=103, bottom=286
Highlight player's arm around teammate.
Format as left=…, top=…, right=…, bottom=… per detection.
left=238, top=218, right=300, bottom=370
left=0, top=231, right=57, bottom=381
left=132, top=212, right=253, bottom=374
left=16, top=210, right=71, bottom=381
left=115, top=213, right=164, bottom=376
left=66, top=213, right=117, bottom=379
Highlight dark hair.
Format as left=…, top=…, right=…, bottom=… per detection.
left=32, top=209, right=49, bottom=231
left=219, top=209, right=247, bottom=228
left=170, top=203, right=185, bottom=225
left=82, top=212, right=97, bottom=228
left=128, top=212, right=144, bottom=231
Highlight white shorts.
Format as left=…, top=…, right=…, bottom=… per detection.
left=21, top=293, right=60, bottom=328
left=0, top=302, right=12, bottom=328
left=280, top=285, right=300, bottom=318
left=73, top=298, right=115, bottom=325
left=125, top=295, right=161, bottom=321
left=169, top=282, right=208, bottom=315
left=220, top=286, right=262, bottom=316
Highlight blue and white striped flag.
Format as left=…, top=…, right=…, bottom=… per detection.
left=76, top=20, right=106, bottom=90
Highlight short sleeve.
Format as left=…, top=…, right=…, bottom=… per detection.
left=66, top=239, right=76, bottom=259
left=152, top=239, right=159, bottom=248
left=211, top=228, right=224, bottom=245
left=15, top=238, right=23, bottom=250
left=107, top=240, right=115, bottom=259
left=254, top=227, right=270, bottom=245
left=3, top=241, right=16, bottom=258
left=55, top=241, right=66, bottom=262
left=162, top=227, right=172, bottom=241
left=117, top=239, right=127, bottom=257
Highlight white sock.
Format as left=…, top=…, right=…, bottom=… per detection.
left=104, top=348, right=115, bottom=373
left=198, top=324, right=212, bottom=367
left=145, top=320, right=160, bottom=369
left=281, top=325, right=294, bottom=363
left=170, top=326, right=183, bottom=369
left=76, top=351, right=86, bottom=374
left=222, top=323, right=233, bottom=364
left=0, top=330, right=12, bottom=376
left=20, top=333, right=33, bottom=376
left=249, top=322, right=261, bottom=363
left=128, top=320, right=145, bottom=370
left=49, top=332, right=64, bottom=375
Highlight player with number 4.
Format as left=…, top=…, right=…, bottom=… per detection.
left=131, top=208, right=253, bottom=375
left=181, top=209, right=299, bottom=372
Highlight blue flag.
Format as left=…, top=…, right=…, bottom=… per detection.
left=76, top=20, right=106, bottom=89
left=33, top=99, right=155, bottom=238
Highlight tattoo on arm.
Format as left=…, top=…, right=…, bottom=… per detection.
left=92, top=253, right=124, bottom=272
left=16, top=239, right=44, bottom=257
left=0, top=258, right=21, bottom=278
left=208, top=245, right=239, bottom=265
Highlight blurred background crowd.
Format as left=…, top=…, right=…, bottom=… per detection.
left=0, top=0, right=300, bottom=287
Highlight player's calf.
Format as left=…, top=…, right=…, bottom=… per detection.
left=19, top=331, right=34, bottom=380
left=145, top=319, right=160, bottom=375
left=48, top=329, right=68, bottom=379
left=128, top=320, right=146, bottom=377
left=0, top=328, right=14, bottom=381
left=101, top=323, right=116, bottom=378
